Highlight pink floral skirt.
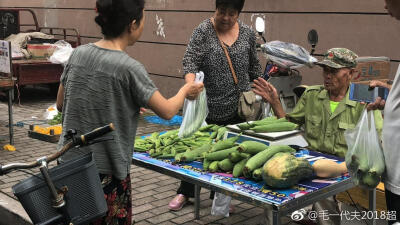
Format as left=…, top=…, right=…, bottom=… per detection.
left=91, top=174, right=132, bottom=225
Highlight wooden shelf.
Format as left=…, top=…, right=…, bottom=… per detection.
left=0, top=77, right=14, bottom=88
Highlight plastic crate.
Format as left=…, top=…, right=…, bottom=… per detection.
left=12, top=153, right=107, bottom=225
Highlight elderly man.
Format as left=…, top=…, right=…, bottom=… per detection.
left=253, top=48, right=383, bottom=158
left=253, top=48, right=383, bottom=225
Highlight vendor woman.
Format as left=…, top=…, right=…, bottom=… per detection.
left=252, top=48, right=383, bottom=225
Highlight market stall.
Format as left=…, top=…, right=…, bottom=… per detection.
left=132, top=131, right=377, bottom=225
left=0, top=8, right=80, bottom=94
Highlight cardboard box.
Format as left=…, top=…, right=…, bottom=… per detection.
left=27, top=44, right=56, bottom=59
left=336, top=182, right=387, bottom=212
left=353, top=57, right=391, bottom=82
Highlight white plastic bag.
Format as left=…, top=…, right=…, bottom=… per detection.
left=49, top=40, right=74, bottom=65
left=211, top=192, right=231, bottom=217
left=344, top=109, right=385, bottom=189
left=43, top=103, right=59, bottom=120
left=178, top=71, right=208, bottom=138
left=260, top=40, right=317, bottom=69
left=261, top=102, right=273, bottom=119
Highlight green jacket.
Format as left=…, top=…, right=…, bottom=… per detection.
left=287, top=85, right=383, bottom=158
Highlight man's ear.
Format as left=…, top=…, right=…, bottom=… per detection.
left=130, top=20, right=138, bottom=30
left=348, top=68, right=356, bottom=80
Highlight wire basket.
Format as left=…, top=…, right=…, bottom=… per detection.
left=12, top=153, right=107, bottom=225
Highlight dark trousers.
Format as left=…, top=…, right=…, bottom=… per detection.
left=385, top=189, right=400, bottom=225
left=176, top=114, right=245, bottom=199
left=177, top=181, right=215, bottom=199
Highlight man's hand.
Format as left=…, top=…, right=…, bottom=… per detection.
left=369, top=80, right=392, bottom=90
left=252, top=77, right=286, bottom=118
left=365, top=80, right=391, bottom=111
left=366, top=97, right=386, bottom=111
left=252, top=77, right=279, bottom=104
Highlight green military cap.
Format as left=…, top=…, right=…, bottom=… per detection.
left=316, top=48, right=358, bottom=68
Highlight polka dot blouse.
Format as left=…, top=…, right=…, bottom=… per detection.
left=183, top=18, right=262, bottom=122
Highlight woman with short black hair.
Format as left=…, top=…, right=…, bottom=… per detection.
left=56, top=0, right=203, bottom=224
left=168, top=0, right=262, bottom=211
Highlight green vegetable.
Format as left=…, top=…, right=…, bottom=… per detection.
left=228, top=151, right=244, bottom=163
left=218, top=158, right=234, bottom=172
left=209, top=161, right=220, bottom=172
left=237, top=122, right=252, bottom=130
left=198, top=124, right=215, bottom=132
left=250, top=122, right=298, bottom=133
left=211, top=125, right=221, bottom=131
left=252, top=167, right=263, bottom=181
left=156, top=153, right=175, bottom=159
left=251, top=116, right=279, bottom=127
left=210, top=131, right=218, bottom=139
left=48, top=112, right=62, bottom=125
left=238, top=141, right=268, bottom=154
left=361, top=171, right=380, bottom=189
left=174, top=152, right=184, bottom=162
left=210, top=135, right=240, bottom=152
left=215, top=127, right=228, bottom=141
left=203, top=158, right=211, bottom=171
left=180, top=143, right=212, bottom=162
left=205, top=146, right=239, bottom=161
left=232, top=158, right=248, bottom=178
left=243, top=145, right=295, bottom=174
left=262, top=152, right=313, bottom=189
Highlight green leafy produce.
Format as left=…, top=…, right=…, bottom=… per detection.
left=48, top=112, right=62, bottom=125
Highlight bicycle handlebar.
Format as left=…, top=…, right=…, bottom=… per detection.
left=79, top=123, right=115, bottom=145
left=0, top=123, right=115, bottom=175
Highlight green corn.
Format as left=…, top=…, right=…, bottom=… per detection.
left=218, top=159, right=234, bottom=172
left=210, top=135, right=240, bottom=152
left=215, top=127, right=228, bottom=141
left=238, top=141, right=268, bottom=154
left=206, top=146, right=239, bottom=161
left=252, top=167, right=263, bottom=181
left=209, top=161, right=220, bottom=172
left=250, top=122, right=298, bottom=133
left=229, top=151, right=244, bottom=163
left=203, top=158, right=211, bottom=171
left=243, top=145, right=295, bottom=174
left=233, top=158, right=248, bottom=178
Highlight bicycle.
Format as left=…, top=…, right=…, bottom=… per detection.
left=0, top=123, right=115, bottom=225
